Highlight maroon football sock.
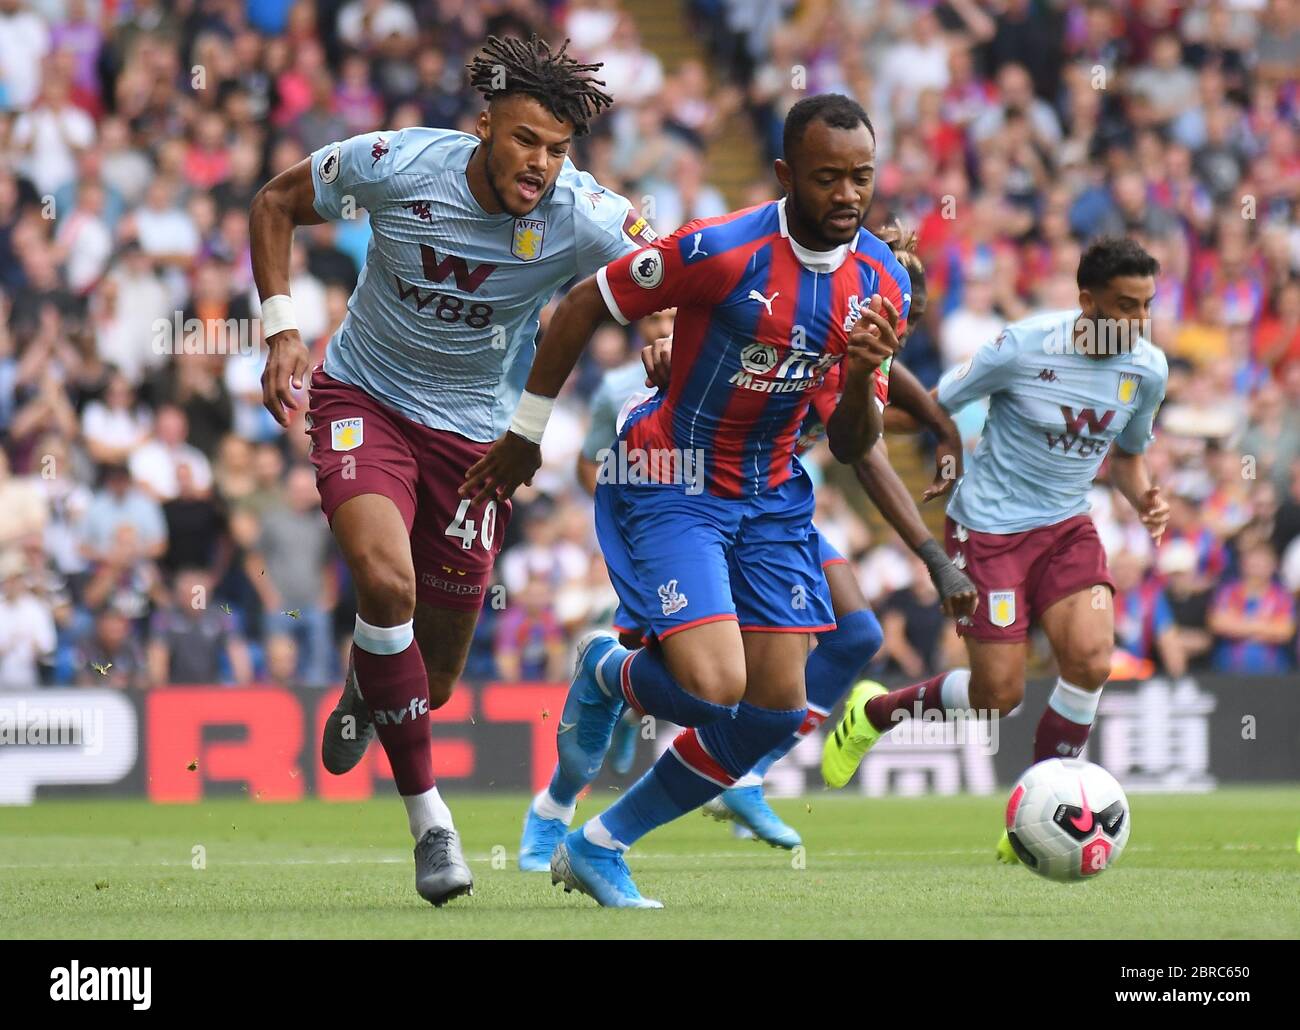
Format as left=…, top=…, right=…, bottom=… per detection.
left=353, top=641, right=434, bottom=795
left=864, top=673, right=948, bottom=732
left=1033, top=708, right=1093, bottom=762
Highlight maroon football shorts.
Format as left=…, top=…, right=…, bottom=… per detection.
left=306, top=367, right=510, bottom=612
left=944, top=513, right=1114, bottom=642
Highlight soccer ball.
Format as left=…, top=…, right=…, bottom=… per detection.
left=1005, top=758, right=1130, bottom=882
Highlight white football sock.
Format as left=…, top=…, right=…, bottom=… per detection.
left=582, top=816, right=628, bottom=852
left=532, top=788, right=576, bottom=824
left=732, top=771, right=763, bottom=789
left=353, top=615, right=413, bottom=655
left=1047, top=677, right=1101, bottom=725
left=940, top=668, right=972, bottom=711
left=403, top=785, right=453, bottom=841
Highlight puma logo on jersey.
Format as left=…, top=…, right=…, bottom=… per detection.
left=687, top=233, right=707, bottom=260
left=658, top=579, right=688, bottom=616
left=748, top=289, right=779, bottom=315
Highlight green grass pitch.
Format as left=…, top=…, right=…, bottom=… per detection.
left=2, top=789, right=1297, bottom=939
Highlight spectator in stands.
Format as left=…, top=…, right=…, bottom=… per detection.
left=494, top=574, right=567, bottom=682
left=0, top=446, right=48, bottom=550
left=81, top=370, right=151, bottom=466
left=147, top=568, right=252, bottom=686
left=81, top=522, right=166, bottom=634
left=0, top=547, right=55, bottom=687
left=81, top=464, right=165, bottom=566
left=75, top=601, right=149, bottom=690
left=1112, top=550, right=1186, bottom=678
left=876, top=550, right=949, bottom=680
left=1208, top=541, right=1297, bottom=674
left=1158, top=540, right=1214, bottom=673
left=128, top=404, right=213, bottom=503
left=248, top=465, right=336, bottom=686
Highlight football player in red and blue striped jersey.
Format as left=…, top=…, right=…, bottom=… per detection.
left=466, top=95, right=911, bottom=907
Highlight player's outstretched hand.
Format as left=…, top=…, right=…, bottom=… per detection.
left=1137, top=484, right=1170, bottom=541
left=460, top=431, right=542, bottom=506
left=844, top=295, right=900, bottom=381
left=641, top=335, right=672, bottom=389
left=936, top=565, right=979, bottom=620
left=922, top=436, right=963, bottom=503
left=261, top=329, right=311, bottom=427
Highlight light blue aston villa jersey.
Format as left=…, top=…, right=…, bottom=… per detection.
left=937, top=308, right=1168, bottom=534
left=309, top=127, right=655, bottom=442
left=579, top=360, right=656, bottom=462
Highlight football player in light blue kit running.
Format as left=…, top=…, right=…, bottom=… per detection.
left=251, top=35, right=655, bottom=906
left=822, top=237, right=1172, bottom=865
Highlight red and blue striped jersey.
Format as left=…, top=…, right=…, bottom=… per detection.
left=595, top=199, right=911, bottom=498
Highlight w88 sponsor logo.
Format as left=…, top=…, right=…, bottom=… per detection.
left=1044, top=405, right=1116, bottom=455
left=394, top=277, right=494, bottom=327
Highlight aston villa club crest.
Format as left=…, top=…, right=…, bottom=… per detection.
left=989, top=590, right=1016, bottom=628
left=1117, top=372, right=1140, bottom=404
left=331, top=418, right=363, bottom=451
left=511, top=218, right=546, bottom=261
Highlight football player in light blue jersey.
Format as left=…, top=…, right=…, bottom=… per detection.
left=822, top=237, right=1172, bottom=867
left=249, top=35, right=654, bottom=907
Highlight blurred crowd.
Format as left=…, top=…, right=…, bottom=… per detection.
left=0, top=0, right=1296, bottom=692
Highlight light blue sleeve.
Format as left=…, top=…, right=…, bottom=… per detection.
left=570, top=172, right=655, bottom=280
left=581, top=379, right=620, bottom=462
left=311, top=129, right=401, bottom=220
left=936, top=329, right=1018, bottom=412
left=1115, top=354, right=1168, bottom=455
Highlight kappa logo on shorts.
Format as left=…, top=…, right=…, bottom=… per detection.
left=331, top=418, right=363, bottom=451
left=658, top=579, right=688, bottom=616
left=954, top=523, right=969, bottom=542
left=989, top=590, right=1016, bottom=628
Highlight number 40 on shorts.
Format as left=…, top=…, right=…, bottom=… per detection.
left=444, top=499, right=498, bottom=551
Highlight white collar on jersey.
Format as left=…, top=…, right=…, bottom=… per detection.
left=777, top=197, right=859, bottom=274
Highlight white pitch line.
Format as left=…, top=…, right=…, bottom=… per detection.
left=0, top=841, right=1291, bottom=871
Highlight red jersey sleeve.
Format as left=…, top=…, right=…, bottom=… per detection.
left=594, top=219, right=743, bottom=325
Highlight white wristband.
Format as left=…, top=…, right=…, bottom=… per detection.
left=260, top=294, right=298, bottom=339
left=509, top=391, right=555, bottom=444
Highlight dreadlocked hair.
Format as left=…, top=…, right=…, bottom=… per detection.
left=466, top=34, right=614, bottom=136
left=878, top=216, right=927, bottom=317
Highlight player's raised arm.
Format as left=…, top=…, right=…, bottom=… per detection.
left=885, top=360, right=964, bottom=502
left=250, top=157, right=324, bottom=427
left=460, top=274, right=613, bottom=505
left=934, top=326, right=1017, bottom=413
left=462, top=221, right=735, bottom=505
left=1108, top=351, right=1169, bottom=540
left=826, top=295, right=898, bottom=463
left=851, top=438, right=977, bottom=619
